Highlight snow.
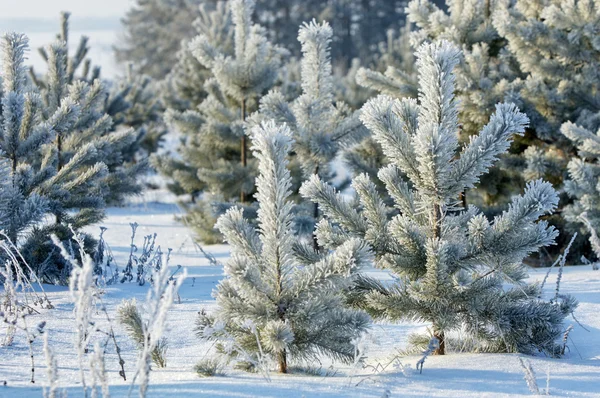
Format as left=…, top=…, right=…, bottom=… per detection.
left=1, top=195, right=600, bottom=397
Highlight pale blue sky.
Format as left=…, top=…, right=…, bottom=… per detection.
left=0, top=0, right=134, bottom=18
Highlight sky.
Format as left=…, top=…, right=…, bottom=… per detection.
left=0, top=0, right=134, bottom=18
left=0, top=0, right=135, bottom=78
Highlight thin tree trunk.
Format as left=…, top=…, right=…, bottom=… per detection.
left=278, top=350, right=288, bottom=374
left=312, top=166, right=320, bottom=251
left=433, top=329, right=445, bottom=355
left=240, top=98, right=247, bottom=204
left=275, top=244, right=287, bottom=373
left=56, top=134, right=63, bottom=224
left=432, top=204, right=445, bottom=354
left=433, top=204, right=442, bottom=239
left=460, top=189, right=468, bottom=209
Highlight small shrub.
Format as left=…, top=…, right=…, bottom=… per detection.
left=195, top=359, right=224, bottom=377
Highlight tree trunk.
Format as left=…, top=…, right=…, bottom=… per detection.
left=278, top=350, right=288, bottom=373
left=55, top=134, right=63, bottom=224
left=432, top=204, right=444, bottom=355
left=433, top=204, right=442, bottom=239
left=460, top=189, right=468, bottom=209
left=433, top=330, right=445, bottom=355
left=240, top=98, right=247, bottom=203
left=312, top=166, right=320, bottom=251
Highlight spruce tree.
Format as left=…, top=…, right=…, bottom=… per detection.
left=562, top=120, right=600, bottom=261
left=155, top=0, right=283, bottom=242
left=197, top=120, right=371, bottom=373
left=301, top=40, right=576, bottom=356
left=254, top=20, right=367, bottom=238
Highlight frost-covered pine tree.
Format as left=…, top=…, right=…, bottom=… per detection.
left=155, top=0, right=283, bottom=242
left=6, top=15, right=147, bottom=281
left=494, top=0, right=600, bottom=182
left=254, top=20, right=367, bottom=237
left=116, top=0, right=203, bottom=79
left=0, top=33, right=73, bottom=245
left=301, top=40, right=576, bottom=356
left=389, top=0, right=528, bottom=208
left=30, top=12, right=150, bottom=204
left=161, top=1, right=234, bottom=112
left=561, top=120, right=600, bottom=261
left=197, top=121, right=371, bottom=373
left=31, top=41, right=134, bottom=225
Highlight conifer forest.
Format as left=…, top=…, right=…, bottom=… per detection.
left=2, top=1, right=600, bottom=396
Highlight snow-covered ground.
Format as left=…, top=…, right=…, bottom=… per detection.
left=1, top=197, right=599, bottom=397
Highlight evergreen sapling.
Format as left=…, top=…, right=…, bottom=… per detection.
left=254, top=20, right=367, bottom=238
left=561, top=119, right=600, bottom=263
left=197, top=120, right=371, bottom=373
left=302, top=40, right=577, bottom=356
left=156, top=0, right=283, bottom=243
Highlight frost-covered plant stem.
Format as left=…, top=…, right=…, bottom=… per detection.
left=518, top=357, right=540, bottom=395
left=52, top=229, right=96, bottom=396
left=90, top=341, right=110, bottom=398
left=98, top=298, right=127, bottom=381
left=416, top=337, right=439, bottom=374
left=554, top=234, right=576, bottom=302
left=129, top=262, right=185, bottom=397
left=43, top=333, right=59, bottom=398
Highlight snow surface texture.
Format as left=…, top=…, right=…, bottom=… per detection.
left=1, top=193, right=599, bottom=397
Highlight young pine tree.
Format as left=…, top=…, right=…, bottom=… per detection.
left=30, top=12, right=150, bottom=205
left=14, top=15, right=147, bottom=281
left=562, top=120, right=600, bottom=262
left=115, top=0, right=203, bottom=79
left=161, top=1, right=234, bottom=112
left=156, top=0, right=283, bottom=242
left=0, top=33, right=65, bottom=244
left=494, top=0, right=600, bottom=182
left=197, top=121, right=371, bottom=373
left=254, top=20, right=367, bottom=237
left=301, top=40, right=576, bottom=356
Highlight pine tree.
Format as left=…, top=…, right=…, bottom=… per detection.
left=161, top=1, right=234, bottom=112
left=0, top=33, right=63, bottom=244
left=7, top=14, right=148, bottom=281
left=254, top=20, right=367, bottom=239
left=301, top=40, right=576, bottom=356
left=155, top=0, right=283, bottom=242
left=30, top=12, right=152, bottom=204
left=562, top=120, right=600, bottom=261
left=197, top=120, right=371, bottom=373
left=31, top=42, right=133, bottom=226
left=106, top=63, right=167, bottom=160
left=115, top=0, right=204, bottom=79
left=494, top=0, right=600, bottom=182
left=395, top=0, right=528, bottom=208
